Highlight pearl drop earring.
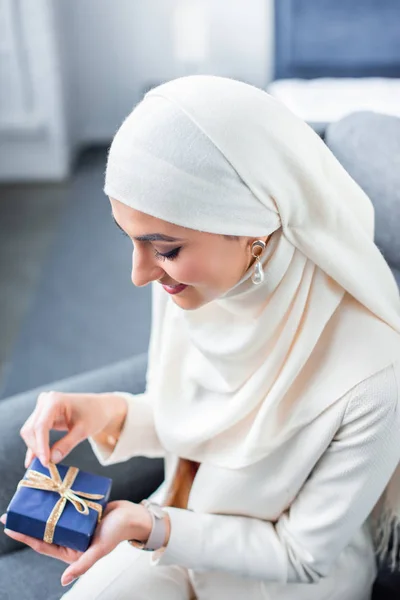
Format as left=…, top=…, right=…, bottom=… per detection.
left=251, top=240, right=266, bottom=285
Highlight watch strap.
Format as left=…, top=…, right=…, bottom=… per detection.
left=128, top=500, right=167, bottom=551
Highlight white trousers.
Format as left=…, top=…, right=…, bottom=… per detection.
left=59, top=538, right=374, bottom=600
left=60, top=541, right=196, bottom=600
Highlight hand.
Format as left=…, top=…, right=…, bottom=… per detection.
left=0, top=500, right=164, bottom=587
left=20, top=391, right=128, bottom=468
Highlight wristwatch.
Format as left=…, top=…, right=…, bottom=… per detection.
left=128, top=500, right=168, bottom=551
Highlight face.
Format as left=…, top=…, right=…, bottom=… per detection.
left=110, top=197, right=269, bottom=311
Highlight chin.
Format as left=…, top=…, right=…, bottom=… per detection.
left=172, top=293, right=207, bottom=311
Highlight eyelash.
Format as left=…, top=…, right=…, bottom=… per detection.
left=119, top=231, right=181, bottom=261
left=153, top=247, right=181, bottom=261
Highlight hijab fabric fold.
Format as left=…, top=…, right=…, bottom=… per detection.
left=105, top=75, right=400, bottom=568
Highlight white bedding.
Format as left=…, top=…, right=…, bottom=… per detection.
left=267, top=77, right=400, bottom=126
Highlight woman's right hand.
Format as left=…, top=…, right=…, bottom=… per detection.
left=20, top=391, right=127, bottom=468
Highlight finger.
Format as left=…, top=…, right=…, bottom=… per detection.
left=49, top=424, right=87, bottom=464
left=61, top=543, right=107, bottom=586
left=60, top=503, right=123, bottom=586
left=3, top=528, right=58, bottom=556
left=20, top=411, right=38, bottom=461
left=20, top=391, right=55, bottom=465
left=24, top=447, right=35, bottom=469
left=3, top=527, right=80, bottom=562
left=33, top=391, right=60, bottom=466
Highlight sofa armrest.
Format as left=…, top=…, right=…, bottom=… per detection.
left=0, top=353, right=164, bottom=556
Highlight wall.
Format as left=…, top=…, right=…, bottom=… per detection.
left=0, top=0, right=70, bottom=181
left=55, top=0, right=274, bottom=146
left=0, top=0, right=274, bottom=181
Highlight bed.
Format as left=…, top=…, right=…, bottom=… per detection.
left=268, top=0, right=400, bottom=133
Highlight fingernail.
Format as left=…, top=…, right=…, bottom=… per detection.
left=51, top=450, right=62, bottom=463
left=62, top=575, right=77, bottom=586
left=0, top=514, right=6, bottom=524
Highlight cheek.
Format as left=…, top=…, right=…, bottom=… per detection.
left=166, top=256, right=212, bottom=285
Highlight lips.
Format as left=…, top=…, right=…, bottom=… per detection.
left=161, top=283, right=188, bottom=295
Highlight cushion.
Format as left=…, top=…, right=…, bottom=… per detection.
left=325, top=111, right=400, bottom=269
left=0, top=548, right=67, bottom=600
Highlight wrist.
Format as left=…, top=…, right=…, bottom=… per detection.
left=104, top=393, right=128, bottom=429
left=129, top=503, right=153, bottom=543
left=128, top=502, right=171, bottom=550
left=94, top=394, right=128, bottom=447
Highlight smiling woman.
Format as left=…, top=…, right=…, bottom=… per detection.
left=109, top=198, right=268, bottom=310
left=11, top=75, right=400, bottom=600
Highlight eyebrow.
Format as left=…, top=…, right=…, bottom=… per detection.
left=111, top=214, right=185, bottom=242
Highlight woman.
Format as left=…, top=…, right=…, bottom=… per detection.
left=2, top=75, right=400, bottom=599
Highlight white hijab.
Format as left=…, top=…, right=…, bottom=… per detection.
left=105, top=75, right=400, bottom=565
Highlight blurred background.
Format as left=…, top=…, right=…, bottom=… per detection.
left=1, top=0, right=400, bottom=400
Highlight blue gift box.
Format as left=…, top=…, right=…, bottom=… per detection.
left=5, top=457, right=112, bottom=552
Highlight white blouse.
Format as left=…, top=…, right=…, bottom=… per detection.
left=89, top=361, right=400, bottom=600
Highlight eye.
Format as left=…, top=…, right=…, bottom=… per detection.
left=153, top=247, right=181, bottom=262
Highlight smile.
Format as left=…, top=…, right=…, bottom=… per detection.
left=161, top=283, right=188, bottom=295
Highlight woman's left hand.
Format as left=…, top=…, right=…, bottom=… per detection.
left=0, top=500, right=158, bottom=586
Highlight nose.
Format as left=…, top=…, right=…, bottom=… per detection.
left=130, top=248, right=164, bottom=287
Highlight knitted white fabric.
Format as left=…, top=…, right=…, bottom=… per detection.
left=104, top=75, right=400, bottom=567
left=105, top=95, right=278, bottom=236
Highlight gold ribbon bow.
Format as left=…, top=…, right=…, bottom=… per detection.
left=17, top=462, right=105, bottom=544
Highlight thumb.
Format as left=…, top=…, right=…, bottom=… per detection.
left=50, top=426, right=87, bottom=463
left=61, top=544, right=106, bottom=586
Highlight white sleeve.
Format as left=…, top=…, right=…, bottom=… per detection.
left=151, top=364, right=400, bottom=583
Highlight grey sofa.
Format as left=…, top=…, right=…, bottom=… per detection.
left=325, top=111, right=400, bottom=290
left=0, top=111, right=399, bottom=599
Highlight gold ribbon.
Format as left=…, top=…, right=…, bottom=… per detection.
left=17, top=462, right=105, bottom=544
